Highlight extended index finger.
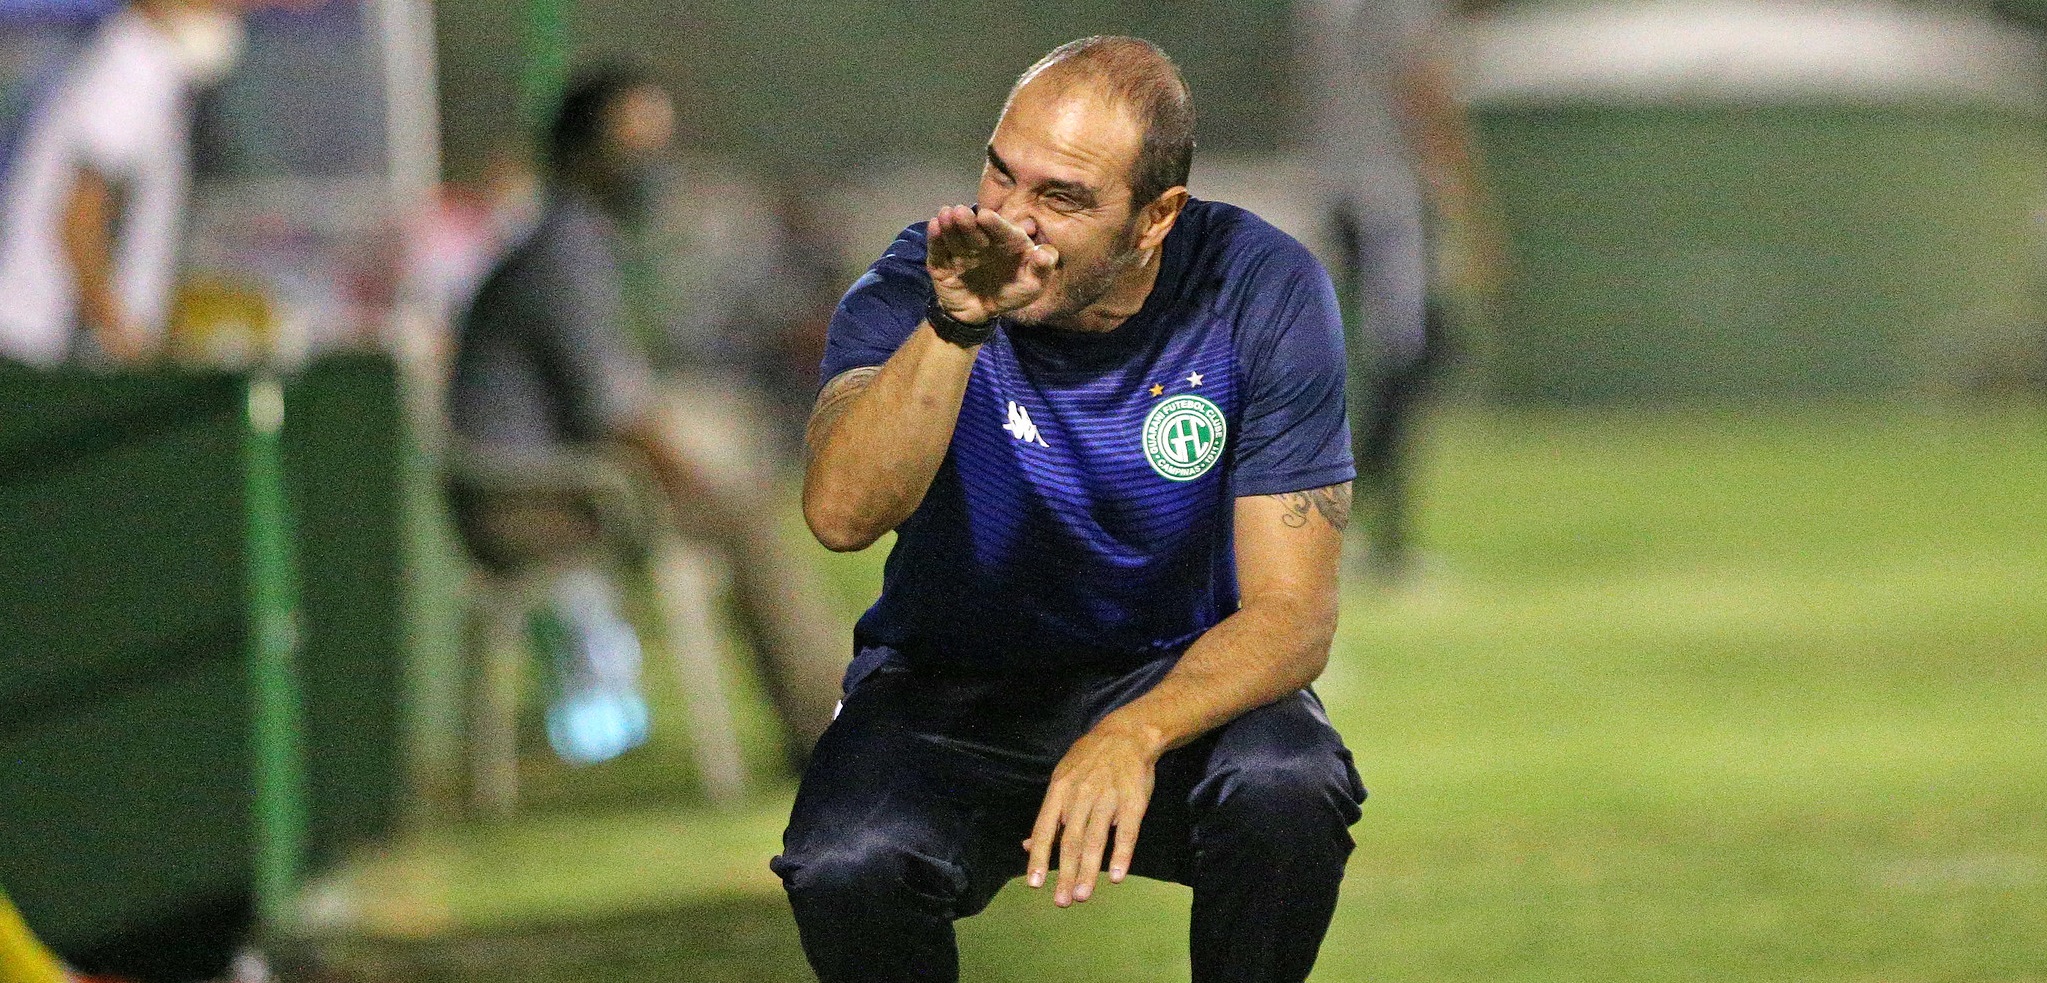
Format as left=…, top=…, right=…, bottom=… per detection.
left=927, top=205, right=990, bottom=263
left=1025, top=784, right=1066, bottom=889
left=975, top=206, right=1032, bottom=253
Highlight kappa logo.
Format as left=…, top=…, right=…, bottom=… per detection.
left=1142, top=393, right=1226, bottom=481
left=1003, top=400, right=1050, bottom=447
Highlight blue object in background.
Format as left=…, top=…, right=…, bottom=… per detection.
left=0, top=0, right=115, bottom=23
left=532, top=570, right=650, bottom=767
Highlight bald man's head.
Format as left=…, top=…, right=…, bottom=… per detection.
left=1006, top=36, right=1195, bottom=208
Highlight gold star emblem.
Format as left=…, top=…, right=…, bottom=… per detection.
left=1186, top=371, right=1204, bottom=387
left=1148, top=383, right=1164, bottom=397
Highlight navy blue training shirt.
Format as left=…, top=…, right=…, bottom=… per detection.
left=822, top=198, right=1354, bottom=674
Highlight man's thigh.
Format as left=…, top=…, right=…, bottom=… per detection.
left=448, top=486, right=605, bottom=572
left=1131, top=689, right=1365, bottom=884
left=774, top=666, right=1043, bottom=918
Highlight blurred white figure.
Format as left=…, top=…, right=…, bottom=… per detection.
left=0, top=0, right=242, bottom=367
left=1298, top=0, right=1497, bottom=582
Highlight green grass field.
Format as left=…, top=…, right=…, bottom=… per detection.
left=302, top=405, right=2047, bottom=982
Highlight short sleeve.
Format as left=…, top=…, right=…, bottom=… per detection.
left=818, top=225, right=932, bottom=386
left=1230, top=258, right=1356, bottom=498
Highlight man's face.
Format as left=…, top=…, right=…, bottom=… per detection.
left=977, top=80, right=1149, bottom=327
left=602, top=86, right=676, bottom=173
left=149, top=0, right=246, bottom=85
left=593, top=85, right=676, bottom=222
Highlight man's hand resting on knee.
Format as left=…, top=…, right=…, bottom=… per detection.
left=1025, top=714, right=1165, bottom=907
left=1021, top=488, right=1352, bottom=908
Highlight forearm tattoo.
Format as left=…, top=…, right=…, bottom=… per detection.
left=1271, top=483, right=1353, bottom=531
left=805, top=366, right=882, bottom=465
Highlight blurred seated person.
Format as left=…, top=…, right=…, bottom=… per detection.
left=0, top=0, right=243, bottom=367
left=446, top=66, right=843, bottom=765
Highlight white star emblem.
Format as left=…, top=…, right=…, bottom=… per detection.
left=1186, top=371, right=1204, bottom=387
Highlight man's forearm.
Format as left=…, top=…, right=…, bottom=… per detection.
left=1096, top=486, right=1347, bottom=756
left=802, top=323, right=978, bottom=551
left=616, top=415, right=745, bottom=540
left=1096, top=597, right=1336, bottom=758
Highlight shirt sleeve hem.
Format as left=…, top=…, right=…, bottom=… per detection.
left=817, top=358, right=890, bottom=390
left=1232, top=463, right=1359, bottom=499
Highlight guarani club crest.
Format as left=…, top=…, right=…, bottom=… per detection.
left=1142, top=393, right=1227, bottom=481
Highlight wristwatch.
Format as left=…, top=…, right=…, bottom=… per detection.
left=926, top=295, right=997, bottom=348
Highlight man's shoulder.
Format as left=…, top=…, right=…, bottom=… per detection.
left=1170, top=200, right=1342, bottom=370
left=540, top=192, right=620, bottom=243
left=463, top=196, right=619, bottom=329
left=845, top=222, right=934, bottom=295
left=510, top=194, right=621, bottom=275
left=1178, top=198, right=1325, bottom=284
left=878, top=221, right=932, bottom=267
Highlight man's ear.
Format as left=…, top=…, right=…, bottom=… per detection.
left=1136, top=187, right=1190, bottom=252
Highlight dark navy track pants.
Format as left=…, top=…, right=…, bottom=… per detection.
left=770, top=653, right=1366, bottom=982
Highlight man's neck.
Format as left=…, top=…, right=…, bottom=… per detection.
left=549, top=175, right=628, bottom=226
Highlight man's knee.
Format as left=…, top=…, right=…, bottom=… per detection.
left=773, top=829, right=968, bottom=914
left=1197, top=751, right=1363, bottom=849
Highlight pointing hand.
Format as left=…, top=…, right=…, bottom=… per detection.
left=925, top=205, right=1058, bottom=326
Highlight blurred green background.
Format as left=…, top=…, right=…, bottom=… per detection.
left=431, top=0, right=1303, bottom=177
left=427, top=0, right=2047, bottom=403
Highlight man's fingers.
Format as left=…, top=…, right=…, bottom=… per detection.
left=1016, top=243, right=1058, bottom=298
left=1053, top=798, right=1094, bottom=907
left=1025, top=243, right=1059, bottom=279
left=1072, top=801, right=1116, bottom=903
left=1108, top=800, right=1146, bottom=884
left=929, top=205, right=990, bottom=263
left=1026, top=789, right=1065, bottom=889
left=924, top=212, right=956, bottom=265
left=953, top=205, right=993, bottom=249
left=938, top=205, right=985, bottom=250
left=975, top=206, right=1032, bottom=252
left=929, top=204, right=1053, bottom=322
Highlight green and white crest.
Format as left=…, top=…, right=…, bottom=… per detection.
left=1142, top=393, right=1227, bottom=481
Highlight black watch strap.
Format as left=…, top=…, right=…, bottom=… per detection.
left=925, top=295, right=997, bottom=348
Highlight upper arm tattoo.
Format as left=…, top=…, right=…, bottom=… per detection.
left=805, top=366, right=882, bottom=465
left=1269, top=482, right=1353, bottom=532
